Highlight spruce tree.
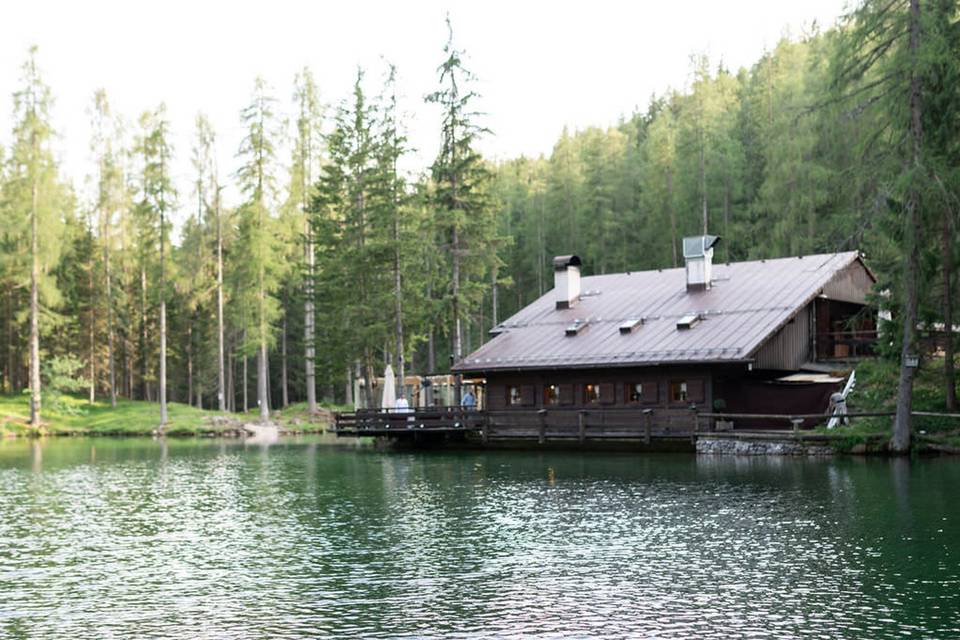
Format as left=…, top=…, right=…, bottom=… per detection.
left=426, top=18, right=500, bottom=390
left=236, top=77, right=281, bottom=423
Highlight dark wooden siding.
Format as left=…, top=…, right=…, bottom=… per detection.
left=485, top=366, right=714, bottom=413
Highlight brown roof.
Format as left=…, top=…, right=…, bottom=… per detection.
left=454, top=251, right=870, bottom=373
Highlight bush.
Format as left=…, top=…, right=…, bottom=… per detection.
left=39, top=356, right=89, bottom=415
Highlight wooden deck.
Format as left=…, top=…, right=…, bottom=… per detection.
left=334, top=407, right=702, bottom=444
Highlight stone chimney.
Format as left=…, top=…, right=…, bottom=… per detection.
left=553, top=255, right=582, bottom=309
left=683, top=235, right=720, bottom=291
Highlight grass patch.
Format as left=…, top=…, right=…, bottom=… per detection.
left=0, top=393, right=232, bottom=436
left=0, top=393, right=337, bottom=437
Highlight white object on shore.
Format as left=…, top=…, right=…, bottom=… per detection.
left=381, top=365, right=395, bottom=410
left=827, top=370, right=856, bottom=429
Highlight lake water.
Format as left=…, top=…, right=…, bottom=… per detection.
left=0, top=437, right=958, bottom=639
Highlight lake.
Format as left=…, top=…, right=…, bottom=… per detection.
left=0, top=437, right=957, bottom=639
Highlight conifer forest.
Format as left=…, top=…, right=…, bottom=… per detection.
left=1, top=0, right=958, bottom=445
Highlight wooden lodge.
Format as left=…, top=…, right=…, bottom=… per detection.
left=334, top=236, right=878, bottom=447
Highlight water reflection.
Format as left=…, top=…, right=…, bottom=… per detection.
left=0, top=439, right=957, bottom=639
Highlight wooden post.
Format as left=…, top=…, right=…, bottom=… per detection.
left=791, top=417, right=803, bottom=436
left=482, top=415, right=489, bottom=444
left=643, top=409, right=652, bottom=444
left=578, top=410, right=586, bottom=444
left=538, top=409, right=547, bottom=445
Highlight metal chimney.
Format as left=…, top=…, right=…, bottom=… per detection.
left=683, top=235, right=720, bottom=291
left=553, top=255, right=582, bottom=309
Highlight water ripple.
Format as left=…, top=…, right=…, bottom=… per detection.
left=0, top=439, right=957, bottom=639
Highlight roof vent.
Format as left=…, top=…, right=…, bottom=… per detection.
left=683, top=235, right=720, bottom=291
left=677, top=313, right=702, bottom=330
left=619, top=318, right=644, bottom=334
left=554, top=255, right=582, bottom=309
left=565, top=319, right=588, bottom=336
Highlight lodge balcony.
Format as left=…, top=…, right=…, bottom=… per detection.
left=815, top=329, right=878, bottom=360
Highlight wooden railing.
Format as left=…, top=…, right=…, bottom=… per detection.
left=334, top=406, right=701, bottom=442
left=334, top=406, right=960, bottom=443
left=816, top=329, right=878, bottom=358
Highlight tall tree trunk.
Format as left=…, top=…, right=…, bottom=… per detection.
left=158, top=136, right=169, bottom=428
left=258, top=340, right=269, bottom=422
left=943, top=205, right=956, bottom=410
left=344, top=365, right=353, bottom=407
left=303, top=148, right=317, bottom=416
left=104, top=212, right=116, bottom=407
left=393, top=194, right=404, bottom=403
left=140, top=263, right=148, bottom=401
left=699, top=123, right=708, bottom=234
left=492, top=266, right=499, bottom=329
left=29, top=163, right=41, bottom=427
left=216, top=189, right=226, bottom=411
left=4, top=289, right=12, bottom=393
left=88, top=254, right=96, bottom=404
left=159, top=229, right=168, bottom=428
left=243, top=352, right=248, bottom=414
left=187, top=321, right=193, bottom=411
left=667, top=167, right=678, bottom=267
left=892, top=0, right=923, bottom=454
left=257, top=253, right=269, bottom=422
left=281, top=308, right=289, bottom=408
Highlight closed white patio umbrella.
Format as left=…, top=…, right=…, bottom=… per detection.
left=380, top=364, right=395, bottom=410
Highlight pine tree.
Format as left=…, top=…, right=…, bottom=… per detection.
left=236, top=77, right=281, bottom=423
left=90, top=89, right=124, bottom=407
left=4, top=47, right=69, bottom=427
left=135, top=105, right=177, bottom=427
left=426, top=18, right=501, bottom=392
left=288, top=68, right=325, bottom=411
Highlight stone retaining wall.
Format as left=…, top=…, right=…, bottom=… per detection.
left=697, top=436, right=835, bottom=456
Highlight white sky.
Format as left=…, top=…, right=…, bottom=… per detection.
left=0, top=0, right=851, bottom=229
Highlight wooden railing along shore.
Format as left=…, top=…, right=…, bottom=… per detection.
left=333, top=405, right=960, bottom=444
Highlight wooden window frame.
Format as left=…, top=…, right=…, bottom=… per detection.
left=507, top=385, right=523, bottom=407
left=669, top=380, right=689, bottom=405
left=626, top=381, right=659, bottom=405
left=543, top=384, right=560, bottom=406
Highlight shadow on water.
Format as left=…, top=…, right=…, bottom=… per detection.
left=0, top=437, right=957, bottom=639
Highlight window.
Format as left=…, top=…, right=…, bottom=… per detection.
left=584, top=383, right=615, bottom=405
left=627, top=381, right=658, bottom=404
left=544, top=384, right=560, bottom=406
left=509, top=385, right=536, bottom=406
left=670, top=381, right=688, bottom=403
left=669, top=379, right=705, bottom=404
left=584, top=383, right=601, bottom=404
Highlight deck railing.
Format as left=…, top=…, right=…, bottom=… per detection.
left=816, top=329, right=878, bottom=358
left=333, top=405, right=960, bottom=443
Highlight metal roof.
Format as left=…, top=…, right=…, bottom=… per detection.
left=454, top=251, right=872, bottom=373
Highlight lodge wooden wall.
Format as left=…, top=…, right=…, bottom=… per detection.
left=484, top=366, right=717, bottom=414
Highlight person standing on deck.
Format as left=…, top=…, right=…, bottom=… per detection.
left=461, top=388, right=477, bottom=411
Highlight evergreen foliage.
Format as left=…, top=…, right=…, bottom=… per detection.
left=0, top=6, right=957, bottom=446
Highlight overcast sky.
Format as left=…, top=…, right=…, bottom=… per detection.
left=0, top=0, right=851, bottom=226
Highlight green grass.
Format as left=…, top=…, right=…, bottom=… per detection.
left=815, top=356, right=960, bottom=453
left=0, top=394, right=334, bottom=437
